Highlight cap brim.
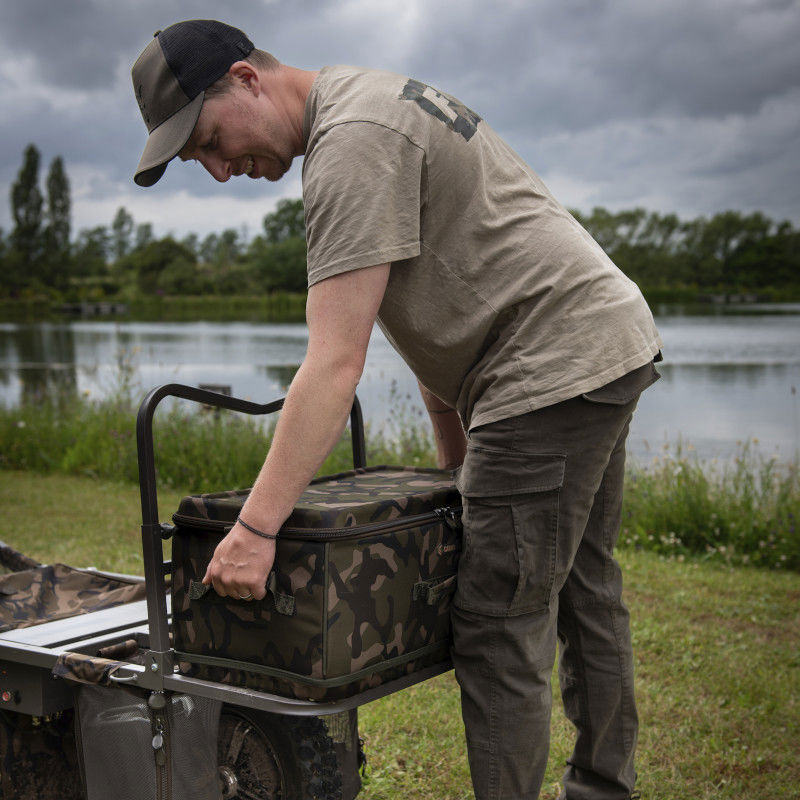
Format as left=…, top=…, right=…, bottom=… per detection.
left=134, top=92, right=205, bottom=187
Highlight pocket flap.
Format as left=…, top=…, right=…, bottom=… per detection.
left=456, top=448, right=565, bottom=497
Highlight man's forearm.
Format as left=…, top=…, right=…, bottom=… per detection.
left=242, top=355, right=361, bottom=533
left=418, top=381, right=467, bottom=470
left=203, top=262, right=390, bottom=600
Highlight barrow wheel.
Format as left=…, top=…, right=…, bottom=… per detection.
left=0, top=710, right=82, bottom=800
left=217, top=706, right=344, bottom=800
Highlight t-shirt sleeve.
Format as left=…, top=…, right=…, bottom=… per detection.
left=302, top=121, right=424, bottom=287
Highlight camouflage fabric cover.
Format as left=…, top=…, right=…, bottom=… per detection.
left=0, top=564, right=146, bottom=633
left=52, top=641, right=144, bottom=687
left=171, top=466, right=462, bottom=701
left=52, top=652, right=127, bottom=687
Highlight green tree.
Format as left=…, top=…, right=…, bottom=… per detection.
left=215, top=228, right=241, bottom=264
left=199, top=232, right=220, bottom=263
left=246, top=235, right=308, bottom=292
left=122, top=237, right=198, bottom=294
left=181, top=232, right=199, bottom=258
left=263, top=198, right=305, bottom=243
left=111, top=207, right=134, bottom=261
left=158, top=254, right=201, bottom=294
left=73, top=226, right=110, bottom=278
left=42, top=156, right=71, bottom=289
left=9, top=144, right=44, bottom=292
left=728, top=216, right=795, bottom=289
left=135, top=222, right=154, bottom=251
left=0, top=228, right=8, bottom=292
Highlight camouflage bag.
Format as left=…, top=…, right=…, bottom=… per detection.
left=171, top=466, right=462, bottom=701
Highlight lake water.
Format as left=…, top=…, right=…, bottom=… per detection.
left=1, top=305, right=798, bottom=464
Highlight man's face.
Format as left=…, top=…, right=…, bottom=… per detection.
left=179, top=85, right=295, bottom=183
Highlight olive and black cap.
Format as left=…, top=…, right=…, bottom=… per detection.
left=131, top=19, right=254, bottom=187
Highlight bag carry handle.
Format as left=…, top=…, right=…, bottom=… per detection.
left=412, top=573, right=457, bottom=606
left=188, top=571, right=296, bottom=616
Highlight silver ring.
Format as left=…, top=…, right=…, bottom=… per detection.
left=238, top=592, right=254, bottom=601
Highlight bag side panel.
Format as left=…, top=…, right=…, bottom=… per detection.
left=172, top=529, right=326, bottom=679
left=325, top=516, right=461, bottom=679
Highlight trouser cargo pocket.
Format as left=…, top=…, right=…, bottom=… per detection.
left=455, top=445, right=566, bottom=617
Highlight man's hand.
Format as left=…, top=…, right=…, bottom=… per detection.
left=202, top=523, right=276, bottom=600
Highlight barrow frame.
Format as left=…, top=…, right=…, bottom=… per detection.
left=0, top=384, right=451, bottom=719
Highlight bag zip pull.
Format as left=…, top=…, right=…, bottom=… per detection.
left=148, top=692, right=171, bottom=799
left=152, top=717, right=167, bottom=765
left=435, top=506, right=463, bottom=530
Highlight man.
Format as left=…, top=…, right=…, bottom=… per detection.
left=132, top=20, right=661, bottom=800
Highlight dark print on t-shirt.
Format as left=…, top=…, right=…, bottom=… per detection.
left=400, top=79, right=482, bottom=141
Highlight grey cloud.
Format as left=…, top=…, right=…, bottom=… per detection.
left=393, top=0, right=800, bottom=135
left=1, top=0, right=798, bottom=236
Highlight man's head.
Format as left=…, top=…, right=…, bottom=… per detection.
left=131, top=19, right=258, bottom=187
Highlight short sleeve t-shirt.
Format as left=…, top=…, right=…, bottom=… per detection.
left=302, top=66, right=662, bottom=430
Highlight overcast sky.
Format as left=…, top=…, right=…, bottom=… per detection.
left=1, top=0, right=798, bottom=242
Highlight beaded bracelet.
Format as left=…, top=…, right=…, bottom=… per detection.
left=236, top=516, right=278, bottom=541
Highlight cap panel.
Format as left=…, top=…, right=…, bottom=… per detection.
left=132, top=38, right=193, bottom=134
left=159, top=20, right=253, bottom=98
left=134, top=92, right=204, bottom=187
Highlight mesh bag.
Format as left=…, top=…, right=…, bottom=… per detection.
left=75, top=685, right=221, bottom=800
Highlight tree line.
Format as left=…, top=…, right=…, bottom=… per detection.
left=2, top=144, right=308, bottom=300
left=570, top=206, right=799, bottom=296
left=3, top=143, right=799, bottom=301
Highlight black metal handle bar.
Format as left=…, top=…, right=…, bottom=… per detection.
left=136, top=382, right=367, bottom=655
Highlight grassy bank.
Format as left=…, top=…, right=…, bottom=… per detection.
left=126, top=293, right=307, bottom=322
left=0, top=293, right=308, bottom=323
left=622, top=444, right=799, bottom=570
left=1, top=388, right=798, bottom=570
left=2, top=289, right=799, bottom=325
left=1, top=470, right=797, bottom=800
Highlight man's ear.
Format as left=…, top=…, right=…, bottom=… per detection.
left=229, top=61, right=260, bottom=95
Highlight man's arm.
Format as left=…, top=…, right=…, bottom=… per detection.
left=203, top=263, right=391, bottom=600
left=418, top=381, right=467, bottom=471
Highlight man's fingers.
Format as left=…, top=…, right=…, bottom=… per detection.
left=206, top=571, right=268, bottom=600
left=199, top=528, right=275, bottom=598
left=251, top=584, right=267, bottom=601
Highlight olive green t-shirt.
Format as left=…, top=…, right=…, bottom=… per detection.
left=302, top=66, right=662, bottom=429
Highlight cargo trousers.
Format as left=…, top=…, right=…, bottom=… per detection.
left=451, top=361, right=660, bottom=800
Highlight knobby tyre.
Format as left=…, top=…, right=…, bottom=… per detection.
left=218, top=705, right=345, bottom=800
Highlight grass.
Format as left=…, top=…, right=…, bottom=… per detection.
left=1, top=470, right=797, bottom=799
left=0, top=471, right=184, bottom=574
left=359, top=550, right=799, bottom=800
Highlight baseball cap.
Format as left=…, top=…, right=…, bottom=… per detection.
left=131, top=20, right=254, bottom=187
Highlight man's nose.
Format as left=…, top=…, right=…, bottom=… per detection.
left=199, top=154, right=231, bottom=183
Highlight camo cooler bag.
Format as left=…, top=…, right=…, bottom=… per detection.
left=171, top=466, right=462, bottom=701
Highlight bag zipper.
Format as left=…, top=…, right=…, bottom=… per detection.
left=172, top=505, right=462, bottom=541
left=149, top=692, right=172, bottom=800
